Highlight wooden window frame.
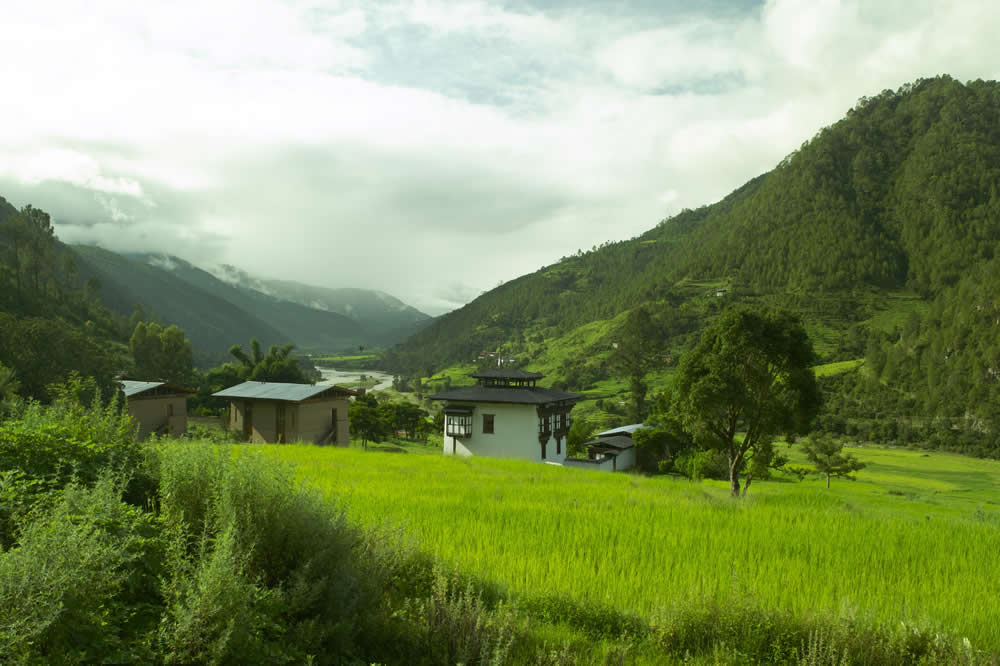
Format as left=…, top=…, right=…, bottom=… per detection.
left=482, top=413, right=495, bottom=434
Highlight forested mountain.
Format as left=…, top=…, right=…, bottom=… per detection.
left=71, top=246, right=295, bottom=365
left=207, top=264, right=431, bottom=343
left=0, top=197, right=131, bottom=400
left=390, top=75, right=1000, bottom=433
left=119, top=252, right=370, bottom=354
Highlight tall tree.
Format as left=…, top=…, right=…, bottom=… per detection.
left=228, top=339, right=312, bottom=384
left=671, top=306, right=820, bottom=497
left=608, top=307, right=664, bottom=423
left=130, top=322, right=195, bottom=385
left=801, top=435, right=866, bottom=488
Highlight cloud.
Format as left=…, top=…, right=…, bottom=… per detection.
left=2, top=0, right=999, bottom=317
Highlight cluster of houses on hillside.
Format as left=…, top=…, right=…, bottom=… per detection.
left=121, top=368, right=641, bottom=472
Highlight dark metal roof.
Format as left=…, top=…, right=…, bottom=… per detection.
left=595, top=423, right=650, bottom=438
left=429, top=385, right=580, bottom=405
left=120, top=380, right=194, bottom=398
left=584, top=435, right=635, bottom=450
left=212, top=381, right=358, bottom=402
left=470, top=368, right=544, bottom=380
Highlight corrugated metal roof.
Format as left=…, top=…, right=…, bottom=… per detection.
left=121, top=380, right=165, bottom=397
left=212, top=381, right=355, bottom=402
left=428, top=385, right=580, bottom=405
left=120, top=380, right=195, bottom=397
left=595, top=423, right=649, bottom=437
left=583, top=435, right=635, bottom=450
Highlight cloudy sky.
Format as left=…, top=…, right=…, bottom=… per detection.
left=2, top=0, right=999, bottom=314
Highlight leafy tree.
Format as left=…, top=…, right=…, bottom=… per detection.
left=608, top=307, right=665, bottom=423
left=801, top=435, right=866, bottom=488
left=130, top=322, right=195, bottom=385
left=671, top=307, right=820, bottom=497
left=0, top=314, right=121, bottom=403
left=348, top=394, right=390, bottom=449
left=228, top=338, right=313, bottom=384
left=0, top=363, right=19, bottom=402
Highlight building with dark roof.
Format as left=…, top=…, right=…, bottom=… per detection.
left=429, top=369, right=581, bottom=462
left=213, top=381, right=358, bottom=445
left=564, top=423, right=649, bottom=472
left=120, top=380, right=195, bottom=439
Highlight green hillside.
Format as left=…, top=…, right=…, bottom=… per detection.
left=71, top=245, right=292, bottom=365
left=388, top=75, right=1000, bottom=438
left=127, top=253, right=368, bottom=354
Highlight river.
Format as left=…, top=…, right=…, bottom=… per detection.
left=316, top=367, right=395, bottom=392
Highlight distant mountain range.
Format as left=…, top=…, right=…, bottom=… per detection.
left=71, top=246, right=431, bottom=364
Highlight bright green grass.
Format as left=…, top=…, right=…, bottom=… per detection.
left=267, top=444, right=1000, bottom=650
left=812, top=359, right=864, bottom=377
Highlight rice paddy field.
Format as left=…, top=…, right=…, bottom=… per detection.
left=266, top=444, right=1000, bottom=651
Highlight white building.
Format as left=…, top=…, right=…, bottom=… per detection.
left=563, top=423, right=648, bottom=472
left=430, top=369, right=581, bottom=463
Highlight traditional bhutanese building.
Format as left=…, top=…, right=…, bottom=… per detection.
left=213, top=381, right=358, bottom=445
left=120, top=380, right=195, bottom=440
left=429, top=369, right=581, bottom=463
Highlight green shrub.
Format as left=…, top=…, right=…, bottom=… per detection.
left=0, top=477, right=164, bottom=664
left=0, top=395, right=147, bottom=548
left=675, top=449, right=729, bottom=481
left=155, top=443, right=377, bottom=664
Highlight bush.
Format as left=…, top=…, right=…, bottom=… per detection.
left=675, top=449, right=729, bottom=481
left=0, top=393, right=146, bottom=549
left=0, top=477, right=164, bottom=664
left=154, top=443, right=377, bottom=664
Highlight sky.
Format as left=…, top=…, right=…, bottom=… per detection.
left=2, top=1, right=999, bottom=315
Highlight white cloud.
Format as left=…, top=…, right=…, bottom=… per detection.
left=2, top=0, right=999, bottom=316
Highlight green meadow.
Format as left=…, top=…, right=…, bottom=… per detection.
left=267, top=444, right=1000, bottom=651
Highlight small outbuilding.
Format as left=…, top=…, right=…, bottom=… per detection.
left=121, top=380, right=194, bottom=440
left=213, top=381, right=358, bottom=445
left=564, top=423, right=648, bottom=473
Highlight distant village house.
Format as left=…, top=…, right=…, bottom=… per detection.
left=213, top=381, right=357, bottom=445
left=430, top=369, right=581, bottom=463
left=564, top=424, right=649, bottom=473
left=121, top=380, right=194, bottom=440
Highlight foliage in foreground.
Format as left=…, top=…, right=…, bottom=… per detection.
left=1, top=402, right=997, bottom=664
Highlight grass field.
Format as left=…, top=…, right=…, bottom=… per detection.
left=266, top=443, right=1000, bottom=651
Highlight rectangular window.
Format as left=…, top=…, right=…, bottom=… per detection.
left=482, top=414, right=494, bottom=434
left=445, top=414, right=473, bottom=437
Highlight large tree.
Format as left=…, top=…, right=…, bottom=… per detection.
left=671, top=306, right=820, bottom=497
left=130, top=322, right=195, bottom=385
left=608, top=307, right=665, bottom=423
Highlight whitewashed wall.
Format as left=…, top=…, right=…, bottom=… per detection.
left=442, top=401, right=566, bottom=463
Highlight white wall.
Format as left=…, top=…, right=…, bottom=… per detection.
left=562, top=447, right=636, bottom=473
left=442, top=401, right=566, bottom=463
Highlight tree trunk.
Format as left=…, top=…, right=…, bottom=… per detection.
left=826, top=473, right=830, bottom=489
left=729, top=463, right=741, bottom=497
left=742, top=473, right=753, bottom=497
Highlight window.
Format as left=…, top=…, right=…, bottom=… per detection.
left=482, top=414, right=494, bottom=434
left=446, top=414, right=473, bottom=437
